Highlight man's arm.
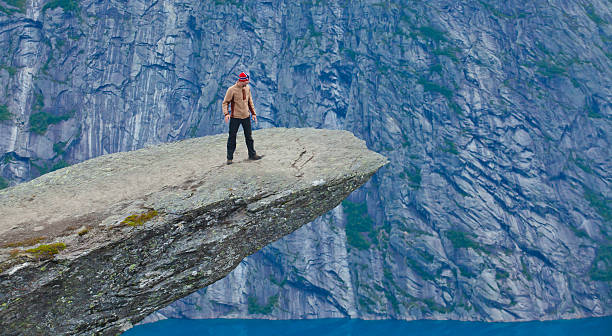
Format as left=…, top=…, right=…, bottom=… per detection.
left=247, top=87, right=256, bottom=116
left=222, top=88, right=232, bottom=116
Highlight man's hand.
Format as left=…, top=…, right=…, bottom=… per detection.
left=252, top=114, right=257, bottom=123
left=224, top=114, right=230, bottom=123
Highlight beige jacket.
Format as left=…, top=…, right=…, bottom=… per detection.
left=222, top=83, right=256, bottom=119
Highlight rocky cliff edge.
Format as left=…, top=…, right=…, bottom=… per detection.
left=0, top=127, right=388, bottom=335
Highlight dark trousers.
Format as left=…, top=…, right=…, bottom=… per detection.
left=227, top=117, right=256, bottom=160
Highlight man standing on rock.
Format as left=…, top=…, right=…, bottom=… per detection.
left=222, top=72, right=263, bottom=165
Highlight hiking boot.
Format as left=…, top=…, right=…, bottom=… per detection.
left=226, top=159, right=233, bottom=165
left=248, top=154, right=264, bottom=161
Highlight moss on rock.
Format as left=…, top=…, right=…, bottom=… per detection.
left=120, top=210, right=159, bottom=227
left=25, top=243, right=66, bottom=259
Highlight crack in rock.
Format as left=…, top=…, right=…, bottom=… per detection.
left=290, top=139, right=315, bottom=177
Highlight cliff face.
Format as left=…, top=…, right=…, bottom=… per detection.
left=0, top=0, right=611, bottom=324
left=0, top=128, right=388, bottom=335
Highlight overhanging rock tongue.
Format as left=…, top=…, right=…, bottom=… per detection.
left=0, top=127, right=388, bottom=336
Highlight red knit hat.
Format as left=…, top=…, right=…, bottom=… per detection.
left=238, top=72, right=249, bottom=81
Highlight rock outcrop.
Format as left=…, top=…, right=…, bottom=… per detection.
left=0, top=127, right=388, bottom=335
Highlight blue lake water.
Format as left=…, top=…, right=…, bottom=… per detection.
left=123, top=316, right=612, bottom=336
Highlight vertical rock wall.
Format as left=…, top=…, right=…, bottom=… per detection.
left=0, top=0, right=610, bottom=321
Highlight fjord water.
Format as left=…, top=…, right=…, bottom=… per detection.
left=123, top=317, right=612, bottom=336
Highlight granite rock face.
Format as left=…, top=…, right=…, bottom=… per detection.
left=0, top=128, right=388, bottom=335
left=0, top=0, right=610, bottom=325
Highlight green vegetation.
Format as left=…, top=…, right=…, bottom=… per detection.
left=583, top=186, right=612, bottom=222
left=51, top=159, right=70, bottom=171
left=521, top=259, right=532, bottom=281
left=384, top=289, right=400, bottom=312
left=31, top=158, right=71, bottom=175
left=445, top=230, right=487, bottom=252
left=399, top=165, right=421, bottom=189
left=1, top=0, right=26, bottom=14
left=422, top=297, right=451, bottom=313
left=296, top=25, right=324, bottom=49
left=269, top=276, right=286, bottom=287
left=571, top=155, right=594, bottom=174
left=0, top=105, right=11, bottom=121
left=433, top=47, right=460, bottom=62
left=536, top=60, right=567, bottom=77
left=342, top=199, right=376, bottom=250
left=417, top=77, right=453, bottom=100
left=442, top=139, right=459, bottom=155
left=343, top=48, right=358, bottom=62
left=55, top=38, right=65, bottom=49
left=406, top=256, right=434, bottom=280
left=308, top=24, right=322, bottom=38
left=358, top=295, right=377, bottom=313
left=32, top=91, right=44, bottom=112
left=372, top=2, right=391, bottom=8
left=478, top=0, right=516, bottom=19
left=458, top=264, right=476, bottom=278
left=40, top=51, right=54, bottom=76
left=448, top=101, right=463, bottom=115
left=495, top=268, right=509, bottom=280
left=368, top=227, right=380, bottom=245
left=0, top=64, right=17, bottom=76
left=53, top=141, right=68, bottom=155
left=120, top=210, right=159, bottom=227
left=0, top=177, right=8, bottom=190
left=0, top=5, right=11, bottom=15
left=535, top=41, right=553, bottom=55
left=1, top=236, right=46, bottom=248
left=188, top=124, right=198, bottom=138
left=589, top=245, right=612, bottom=281
left=568, top=224, right=590, bottom=239
left=5, top=0, right=26, bottom=10
left=42, top=0, right=79, bottom=14
left=586, top=103, right=604, bottom=119
left=383, top=266, right=394, bottom=283
left=584, top=4, right=606, bottom=25
left=416, top=26, right=448, bottom=43
left=417, top=249, right=435, bottom=263
left=214, top=0, right=242, bottom=5
left=29, top=111, right=73, bottom=135
left=401, top=133, right=411, bottom=148
left=25, top=242, right=66, bottom=259
left=29, top=160, right=46, bottom=175
left=68, top=30, right=81, bottom=41
left=533, top=52, right=591, bottom=83
left=376, top=61, right=390, bottom=74
left=429, top=64, right=443, bottom=74
left=247, top=294, right=278, bottom=314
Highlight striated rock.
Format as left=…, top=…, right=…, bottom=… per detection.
left=0, top=127, right=388, bottom=335
left=1, top=0, right=611, bottom=325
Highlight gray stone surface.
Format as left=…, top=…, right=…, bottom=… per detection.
left=0, top=127, right=388, bottom=335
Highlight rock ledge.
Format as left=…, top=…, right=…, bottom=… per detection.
left=0, top=127, right=388, bottom=335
